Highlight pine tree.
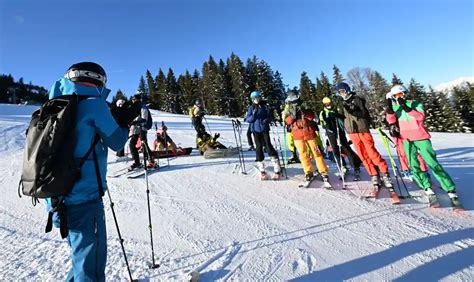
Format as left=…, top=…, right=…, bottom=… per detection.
left=146, top=70, right=159, bottom=109
left=407, top=78, right=426, bottom=102
left=178, top=70, right=197, bottom=113
left=299, top=71, right=316, bottom=110
left=155, top=69, right=167, bottom=111
left=215, top=59, right=232, bottom=116
left=451, top=83, right=473, bottom=132
left=165, top=68, right=182, bottom=114
left=137, top=75, right=148, bottom=101
left=245, top=56, right=258, bottom=97
left=391, top=73, right=403, bottom=86
left=423, top=87, right=465, bottom=132
left=314, top=71, right=332, bottom=113
left=331, top=64, right=345, bottom=93
left=227, top=53, right=247, bottom=116
left=366, top=70, right=390, bottom=128
left=201, top=56, right=219, bottom=114
left=272, top=70, right=286, bottom=118
left=111, top=89, right=127, bottom=105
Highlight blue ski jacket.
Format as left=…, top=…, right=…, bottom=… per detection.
left=246, top=103, right=272, bottom=133
left=48, top=78, right=129, bottom=205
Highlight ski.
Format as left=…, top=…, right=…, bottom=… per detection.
left=366, top=184, right=381, bottom=199
left=389, top=191, right=401, bottom=205
left=107, top=167, right=132, bottom=178
left=126, top=167, right=160, bottom=179
left=260, top=171, right=269, bottom=181
left=271, top=172, right=281, bottom=181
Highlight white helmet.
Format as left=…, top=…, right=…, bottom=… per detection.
left=116, top=99, right=125, bottom=107
left=390, top=85, right=408, bottom=97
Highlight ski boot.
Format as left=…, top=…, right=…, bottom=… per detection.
left=321, top=173, right=333, bottom=190
left=447, top=191, right=464, bottom=211
left=248, top=145, right=255, bottom=151
left=353, top=168, right=361, bottom=181
left=369, top=175, right=380, bottom=198
left=257, top=161, right=268, bottom=180
left=425, top=188, right=440, bottom=208
left=147, top=159, right=159, bottom=169
left=287, top=151, right=300, bottom=164
left=381, top=173, right=393, bottom=189
left=401, top=170, right=413, bottom=181
left=128, top=162, right=143, bottom=171
left=272, top=171, right=281, bottom=180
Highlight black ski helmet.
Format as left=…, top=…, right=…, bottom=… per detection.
left=195, top=98, right=203, bottom=106
left=65, top=62, right=107, bottom=87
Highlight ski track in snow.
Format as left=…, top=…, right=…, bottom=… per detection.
left=0, top=104, right=473, bottom=281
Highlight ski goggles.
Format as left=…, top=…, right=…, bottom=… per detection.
left=64, top=69, right=107, bottom=87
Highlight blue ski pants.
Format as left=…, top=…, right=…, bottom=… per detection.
left=65, top=198, right=107, bottom=282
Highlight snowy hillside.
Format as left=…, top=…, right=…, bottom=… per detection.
left=0, top=103, right=473, bottom=281
left=434, top=76, right=474, bottom=93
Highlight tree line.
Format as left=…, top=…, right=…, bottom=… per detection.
left=1, top=53, right=471, bottom=133
left=0, top=74, right=48, bottom=104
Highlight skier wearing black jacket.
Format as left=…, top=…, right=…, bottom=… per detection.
left=319, top=97, right=362, bottom=177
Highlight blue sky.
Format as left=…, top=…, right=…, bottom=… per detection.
left=1, top=0, right=472, bottom=98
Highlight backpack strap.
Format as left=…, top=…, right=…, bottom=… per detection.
left=91, top=135, right=104, bottom=197
left=44, top=134, right=101, bottom=239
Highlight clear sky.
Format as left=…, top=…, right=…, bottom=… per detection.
left=1, top=0, right=472, bottom=98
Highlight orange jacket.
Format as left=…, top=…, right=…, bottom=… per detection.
left=285, top=110, right=317, bottom=141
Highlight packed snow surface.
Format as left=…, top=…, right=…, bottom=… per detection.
left=0, top=103, right=473, bottom=281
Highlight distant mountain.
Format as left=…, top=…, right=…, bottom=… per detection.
left=434, top=76, right=474, bottom=93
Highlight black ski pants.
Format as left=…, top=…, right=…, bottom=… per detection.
left=130, top=133, right=153, bottom=165
left=247, top=125, right=254, bottom=148
left=327, top=131, right=362, bottom=170
left=253, top=131, right=278, bottom=162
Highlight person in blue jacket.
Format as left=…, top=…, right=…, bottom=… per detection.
left=246, top=91, right=281, bottom=179
left=48, top=62, right=139, bottom=281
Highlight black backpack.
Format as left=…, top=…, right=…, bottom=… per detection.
left=19, top=95, right=102, bottom=238
left=145, top=108, right=153, bottom=130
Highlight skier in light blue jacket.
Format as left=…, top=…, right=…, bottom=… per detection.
left=48, top=62, right=140, bottom=281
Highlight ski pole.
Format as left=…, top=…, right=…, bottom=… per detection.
left=203, top=116, right=212, bottom=135
left=235, top=119, right=247, bottom=174
left=376, top=128, right=409, bottom=198
left=231, top=120, right=245, bottom=174
left=105, top=189, right=135, bottom=280
left=140, top=129, right=159, bottom=269
left=274, top=124, right=287, bottom=178
left=334, top=123, right=346, bottom=188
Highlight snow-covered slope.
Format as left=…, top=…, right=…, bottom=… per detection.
left=0, top=104, right=473, bottom=281
left=434, top=76, right=474, bottom=93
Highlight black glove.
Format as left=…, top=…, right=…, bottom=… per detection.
left=386, top=99, right=394, bottom=114
left=389, top=123, right=401, bottom=138
left=397, top=97, right=412, bottom=112
left=110, top=101, right=141, bottom=128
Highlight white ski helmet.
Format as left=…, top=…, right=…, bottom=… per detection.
left=390, top=85, right=408, bottom=97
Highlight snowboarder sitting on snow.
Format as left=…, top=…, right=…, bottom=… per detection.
left=336, top=82, right=394, bottom=190
left=48, top=62, right=140, bottom=281
left=196, top=124, right=224, bottom=155
left=284, top=90, right=330, bottom=185
left=385, top=85, right=459, bottom=201
left=154, top=125, right=178, bottom=152
left=246, top=90, right=282, bottom=179
left=129, top=93, right=157, bottom=170
left=319, top=96, right=362, bottom=177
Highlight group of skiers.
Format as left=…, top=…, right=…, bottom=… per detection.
left=239, top=83, right=460, bottom=205
left=22, top=61, right=461, bottom=281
